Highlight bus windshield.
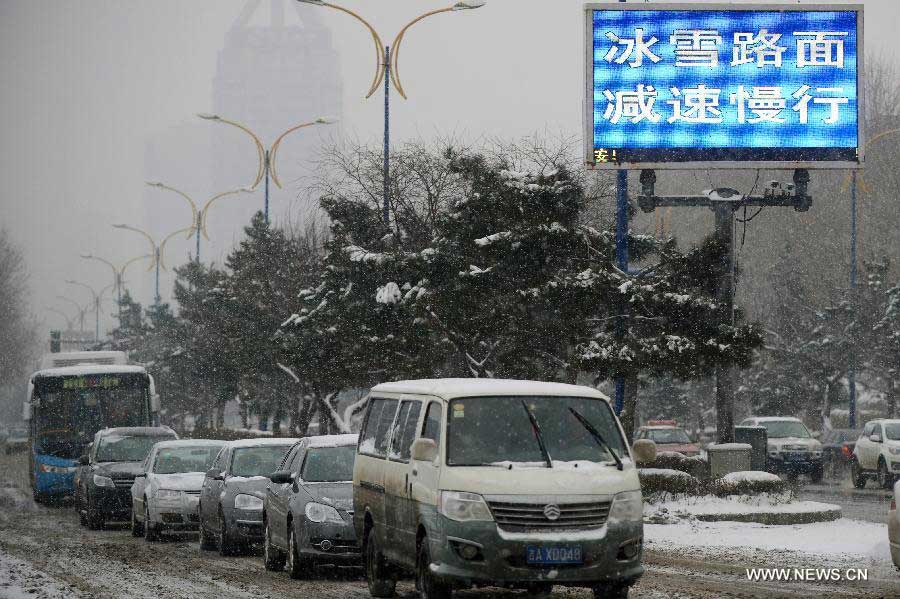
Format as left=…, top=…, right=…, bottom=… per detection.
left=33, top=373, right=150, bottom=458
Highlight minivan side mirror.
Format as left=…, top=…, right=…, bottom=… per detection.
left=411, top=438, right=438, bottom=462
left=78, top=455, right=90, bottom=466
left=269, top=470, right=293, bottom=485
left=870, top=433, right=882, bottom=443
left=206, top=468, right=223, bottom=480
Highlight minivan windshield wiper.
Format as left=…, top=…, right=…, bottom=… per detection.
left=521, top=400, right=552, bottom=468
left=568, top=407, right=623, bottom=471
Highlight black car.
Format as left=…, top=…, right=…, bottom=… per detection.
left=75, top=426, right=178, bottom=529
left=263, top=434, right=359, bottom=578
left=821, top=428, right=863, bottom=479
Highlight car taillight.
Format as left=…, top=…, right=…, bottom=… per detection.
left=841, top=444, right=853, bottom=457
left=891, top=499, right=896, bottom=511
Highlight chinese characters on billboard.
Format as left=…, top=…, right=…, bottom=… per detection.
left=586, top=4, right=863, bottom=168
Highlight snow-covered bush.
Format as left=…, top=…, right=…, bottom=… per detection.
left=642, top=450, right=708, bottom=480
left=639, top=468, right=701, bottom=497
left=708, top=471, right=786, bottom=497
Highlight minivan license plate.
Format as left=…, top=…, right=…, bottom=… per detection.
left=526, top=546, right=583, bottom=565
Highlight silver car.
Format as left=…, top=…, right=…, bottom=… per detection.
left=198, top=437, right=298, bottom=555
left=130, top=439, right=225, bottom=541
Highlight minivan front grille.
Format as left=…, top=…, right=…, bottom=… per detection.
left=488, top=500, right=611, bottom=531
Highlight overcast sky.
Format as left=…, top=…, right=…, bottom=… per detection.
left=1, top=0, right=897, bottom=338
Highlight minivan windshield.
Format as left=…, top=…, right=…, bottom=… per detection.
left=884, top=423, right=900, bottom=441
left=447, top=396, right=626, bottom=467
left=759, top=420, right=811, bottom=439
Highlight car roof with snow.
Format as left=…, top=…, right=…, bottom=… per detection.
left=302, top=434, right=358, bottom=448
left=745, top=416, right=802, bottom=423
left=32, top=364, right=148, bottom=379
left=96, top=426, right=177, bottom=438
left=151, top=439, right=225, bottom=450
left=371, top=379, right=608, bottom=401
left=225, top=437, right=299, bottom=449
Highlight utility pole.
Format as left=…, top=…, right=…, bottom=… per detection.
left=637, top=169, right=812, bottom=444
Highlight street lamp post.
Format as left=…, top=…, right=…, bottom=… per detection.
left=65, top=280, right=107, bottom=341
left=145, top=183, right=252, bottom=261
left=296, top=0, right=486, bottom=225
left=112, top=225, right=194, bottom=304
left=56, top=296, right=89, bottom=333
left=80, top=254, right=124, bottom=324
left=197, top=115, right=337, bottom=224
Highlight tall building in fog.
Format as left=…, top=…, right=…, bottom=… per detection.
left=142, top=0, right=342, bottom=304
left=208, top=0, right=342, bottom=242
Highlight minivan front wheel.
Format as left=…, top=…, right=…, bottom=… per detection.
left=416, top=538, right=451, bottom=599
left=365, top=529, right=396, bottom=598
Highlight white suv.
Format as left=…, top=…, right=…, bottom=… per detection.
left=851, top=419, right=900, bottom=489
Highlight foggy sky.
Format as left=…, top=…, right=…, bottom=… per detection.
left=1, top=0, right=897, bottom=339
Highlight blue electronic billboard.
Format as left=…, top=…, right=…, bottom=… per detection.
left=585, top=4, right=863, bottom=168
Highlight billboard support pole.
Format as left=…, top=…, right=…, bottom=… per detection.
left=714, top=203, right=736, bottom=444
left=848, top=170, right=858, bottom=429
left=614, top=169, right=628, bottom=417
left=637, top=169, right=812, bottom=443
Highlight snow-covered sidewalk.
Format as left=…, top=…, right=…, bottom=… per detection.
left=0, top=550, right=84, bottom=598
left=645, top=518, right=892, bottom=569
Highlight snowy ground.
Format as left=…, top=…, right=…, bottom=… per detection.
left=0, top=551, right=85, bottom=598
left=646, top=518, right=892, bottom=570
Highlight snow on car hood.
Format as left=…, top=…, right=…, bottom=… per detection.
left=225, top=476, right=271, bottom=498
left=300, top=482, right=353, bottom=511
left=149, top=472, right=205, bottom=491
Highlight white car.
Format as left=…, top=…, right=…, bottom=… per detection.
left=739, top=416, right=823, bottom=482
left=130, top=439, right=225, bottom=541
left=890, top=480, right=900, bottom=570
left=851, top=419, right=900, bottom=489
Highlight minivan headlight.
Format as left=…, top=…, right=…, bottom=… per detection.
left=439, top=491, right=494, bottom=522
left=93, top=474, right=115, bottom=488
left=609, top=490, right=643, bottom=522
left=888, top=447, right=900, bottom=456
left=305, top=502, right=343, bottom=523
left=234, top=494, right=263, bottom=511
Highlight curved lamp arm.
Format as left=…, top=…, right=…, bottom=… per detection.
left=146, top=182, right=200, bottom=239
left=112, top=224, right=159, bottom=272
left=158, top=227, right=195, bottom=271
left=119, top=254, right=153, bottom=287
left=65, top=280, right=99, bottom=302
left=201, top=188, right=254, bottom=240
left=269, top=118, right=337, bottom=188
left=299, top=1, right=385, bottom=98
left=80, top=254, right=120, bottom=287
left=391, top=2, right=486, bottom=99
left=197, top=114, right=267, bottom=189
left=46, top=307, right=74, bottom=331
left=56, top=295, right=85, bottom=316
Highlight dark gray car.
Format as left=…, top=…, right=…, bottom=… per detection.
left=198, top=437, right=297, bottom=555
left=263, top=434, right=359, bottom=578
left=74, top=426, right=178, bottom=529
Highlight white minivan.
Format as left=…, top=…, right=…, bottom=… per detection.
left=352, top=379, right=643, bottom=599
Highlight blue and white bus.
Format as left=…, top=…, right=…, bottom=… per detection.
left=24, top=352, right=160, bottom=503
